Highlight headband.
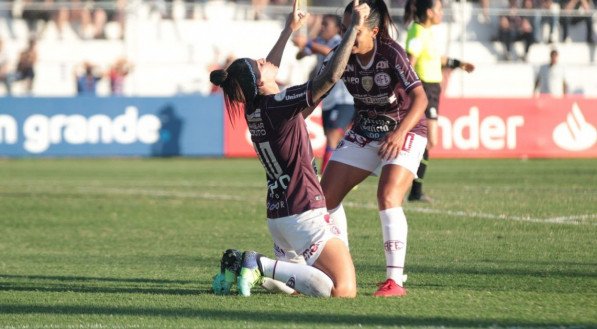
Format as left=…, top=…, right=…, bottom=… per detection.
left=243, top=58, right=258, bottom=97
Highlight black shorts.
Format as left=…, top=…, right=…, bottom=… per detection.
left=322, top=104, right=355, bottom=130
left=422, top=82, right=441, bottom=120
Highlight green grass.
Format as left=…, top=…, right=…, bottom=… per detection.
left=0, top=158, right=595, bottom=328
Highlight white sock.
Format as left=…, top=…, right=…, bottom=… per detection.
left=379, top=207, right=408, bottom=285
left=259, top=256, right=333, bottom=297
left=329, top=204, right=349, bottom=248
left=260, top=277, right=296, bottom=295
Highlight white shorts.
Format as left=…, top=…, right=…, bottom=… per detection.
left=268, top=207, right=340, bottom=266
left=331, top=131, right=427, bottom=177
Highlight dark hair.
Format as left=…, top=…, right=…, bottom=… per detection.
left=209, top=58, right=258, bottom=122
left=344, top=0, right=398, bottom=40
left=404, top=0, right=437, bottom=26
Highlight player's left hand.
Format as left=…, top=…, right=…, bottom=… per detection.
left=462, top=62, right=475, bottom=73
left=287, top=0, right=310, bottom=32
left=379, top=131, right=405, bottom=161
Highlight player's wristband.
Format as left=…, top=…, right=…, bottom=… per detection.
left=447, top=58, right=462, bottom=69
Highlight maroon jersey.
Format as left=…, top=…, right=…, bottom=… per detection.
left=322, top=38, right=427, bottom=140
left=246, top=82, right=326, bottom=219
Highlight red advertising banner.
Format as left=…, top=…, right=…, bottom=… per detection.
left=433, top=98, right=596, bottom=158
left=224, top=98, right=596, bottom=158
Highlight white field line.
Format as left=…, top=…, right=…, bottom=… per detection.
left=67, top=187, right=596, bottom=226
left=344, top=201, right=597, bottom=225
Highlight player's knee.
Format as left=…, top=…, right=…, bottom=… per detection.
left=331, top=280, right=357, bottom=298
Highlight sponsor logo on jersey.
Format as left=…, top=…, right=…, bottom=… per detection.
left=274, top=89, right=287, bottom=102
left=376, top=60, right=389, bottom=70
left=552, top=103, right=596, bottom=151
left=374, top=72, right=391, bottom=87
left=354, top=94, right=393, bottom=106
left=395, top=64, right=412, bottom=88
left=284, top=91, right=306, bottom=101
left=361, top=76, right=373, bottom=92
left=343, top=76, right=360, bottom=84
left=346, top=64, right=355, bottom=72
left=355, top=111, right=398, bottom=140
left=384, top=240, right=405, bottom=252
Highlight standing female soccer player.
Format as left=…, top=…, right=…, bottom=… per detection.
left=293, top=14, right=355, bottom=172
left=404, top=0, right=475, bottom=202
left=318, top=0, right=428, bottom=297
left=209, top=0, right=370, bottom=298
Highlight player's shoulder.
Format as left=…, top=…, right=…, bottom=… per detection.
left=377, top=38, right=408, bottom=60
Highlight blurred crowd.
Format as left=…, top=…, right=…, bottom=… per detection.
left=0, top=0, right=595, bottom=96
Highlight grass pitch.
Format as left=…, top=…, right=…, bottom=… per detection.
left=0, top=158, right=595, bottom=328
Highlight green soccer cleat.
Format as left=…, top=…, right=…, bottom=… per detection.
left=212, top=249, right=243, bottom=295
left=237, top=251, right=264, bottom=297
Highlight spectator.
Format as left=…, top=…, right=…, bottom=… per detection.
left=21, top=0, right=53, bottom=38
left=75, top=62, right=103, bottom=95
left=496, top=0, right=535, bottom=61
left=559, top=0, right=594, bottom=43
left=0, top=39, right=12, bottom=95
left=15, top=38, right=37, bottom=94
left=534, top=48, right=568, bottom=97
left=108, top=57, right=133, bottom=95
left=538, top=0, right=558, bottom=43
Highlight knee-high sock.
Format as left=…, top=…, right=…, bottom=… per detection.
left=259, top=257, right=333, bottom=297
left=329, top=204, right=349, bottom=248
left=379, top=207, right=408, bottom=285
left=410, top=148, right=429, bottom=199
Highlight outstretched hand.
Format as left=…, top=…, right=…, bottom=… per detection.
left=351, top=0, right=370, bottom=28
left=287, top=0, right=309, bottom=32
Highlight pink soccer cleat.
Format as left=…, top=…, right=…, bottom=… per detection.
left=373, top=279, right=407, bottom=297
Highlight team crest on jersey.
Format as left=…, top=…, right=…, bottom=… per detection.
left=374, top=73, right=391, bottom=87
left=361, top=76, right=373, bottom=92
left=274, top=89, right=287, bottom=102
left=376, top=61, right=389, bottom=70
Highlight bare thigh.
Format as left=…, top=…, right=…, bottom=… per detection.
left=312, top=238, right=356, bottom=298
left=320, top=161, right=372, bottom=209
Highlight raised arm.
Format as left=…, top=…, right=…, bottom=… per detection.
left=310, top=0, right=369, bottom=103
left=266, top=0, right=309, bottom=67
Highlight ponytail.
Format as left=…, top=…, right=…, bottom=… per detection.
left=209, top=58, right=258, bottom=124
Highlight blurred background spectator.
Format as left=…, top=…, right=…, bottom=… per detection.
left=560, top=0, right=594, bottom=43
left=75, top=61, right=103, bottom=95
left=108, top=57, right=132, bottom=95
left=15, top=38, right=37, bottom=94
left=496, top=0, right=536, bottom=61
left=0, top=38, right=12, bottom=94
left=534, top=48, right=568, bottom=96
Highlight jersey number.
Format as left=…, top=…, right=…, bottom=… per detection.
left=254, top=142, right=290, bottom=195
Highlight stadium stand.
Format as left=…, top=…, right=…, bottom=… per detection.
left=0, top=0, right=594, bottom=97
